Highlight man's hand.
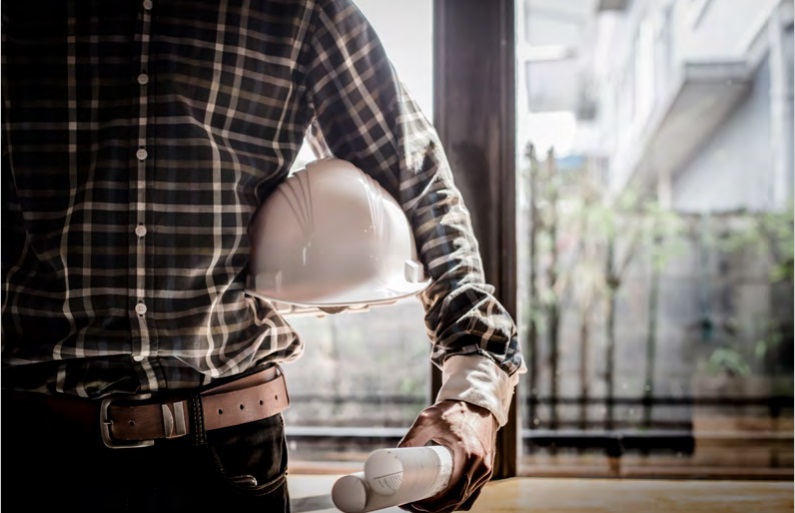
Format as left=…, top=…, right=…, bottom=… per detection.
left=397, top=399, right=499, bottom=513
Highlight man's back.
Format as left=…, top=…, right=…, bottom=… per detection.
left=2, top=1, right=332, bottom=396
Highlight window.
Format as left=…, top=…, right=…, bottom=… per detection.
left=516, top=0, right=793, bottom=479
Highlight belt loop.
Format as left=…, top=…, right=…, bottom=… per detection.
left=188, top=393, right=207, bottom=447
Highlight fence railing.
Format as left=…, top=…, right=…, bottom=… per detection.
left=286, top=393, right=793, bottom=454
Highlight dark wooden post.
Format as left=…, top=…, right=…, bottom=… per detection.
left=432, top=0, right=518, bottom=479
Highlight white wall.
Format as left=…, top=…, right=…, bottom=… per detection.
left=672, top=58, right=773, bottom=213
left=674, top=0, right=780, bottom=61
left=354, top=0, right=434, bottom=116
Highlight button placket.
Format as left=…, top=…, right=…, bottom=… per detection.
left=132, top=0, right=155, bottom=368
left=135, top=302, right=148, bottom=316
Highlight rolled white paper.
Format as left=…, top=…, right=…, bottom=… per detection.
left=364, top=446, right=454, bottom=497
left=331, top=446, right=454, bottom=513
left=331, top=472, right=399, bottom=513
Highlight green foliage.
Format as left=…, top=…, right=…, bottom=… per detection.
left=706, top=347, right=751, bottom=377
left=523, top=148, right=685, bottom=315
left=521, top=142, right=793, bottom=388
left=707, top=206, right=793, bottom=371
left=713, top=205, right=794, bottom=283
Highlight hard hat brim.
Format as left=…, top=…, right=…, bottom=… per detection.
left=245, top=276, right=431, bottom=309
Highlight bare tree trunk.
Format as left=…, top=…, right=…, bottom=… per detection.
left=643, top=233, right=662, bottom=429
left=605, top=237, right=618, bottom=431
left=575, top=173, right=596, bottom=433
left=546, top=151, right=561, bottom=430
left=578, top=318, right=590, bottom=430
left=329, top=317, right=343, bottom=416
left=526, top=144, right=540, bottom=429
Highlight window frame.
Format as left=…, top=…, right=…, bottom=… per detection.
left=432, top=0, right=520, bottom=479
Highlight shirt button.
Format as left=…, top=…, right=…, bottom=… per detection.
left=143, top=0, right=153, bottom=10
left=136, top=148, right=148, bottom=160
left=135, top=303, right=148, bottom=316
left=137, top=73, right=149, bottom=85
left=135, top=225, right=147, bottom=237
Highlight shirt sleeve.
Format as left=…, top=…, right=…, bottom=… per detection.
left=302, top=0, right=526, bottom=423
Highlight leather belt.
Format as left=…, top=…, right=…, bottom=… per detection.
left=5, top=366, right=290, bottom=449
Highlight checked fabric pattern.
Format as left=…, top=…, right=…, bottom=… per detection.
left=2, top=0, right=524, bottom=399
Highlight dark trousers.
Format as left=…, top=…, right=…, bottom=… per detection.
left=2, top=391, right=290, bottom=512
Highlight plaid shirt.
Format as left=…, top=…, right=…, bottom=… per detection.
left=2, top=0, right=523, bottom=399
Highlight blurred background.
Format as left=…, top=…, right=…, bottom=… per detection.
left=284, top=0, right=793, bottom=480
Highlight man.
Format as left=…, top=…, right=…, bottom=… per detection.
left=1, top=1, right=526, bottom=512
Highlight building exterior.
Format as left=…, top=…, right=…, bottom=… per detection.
left=518, top=0, right=794, bottom=211
left=516, top=0, right=793, bottom=473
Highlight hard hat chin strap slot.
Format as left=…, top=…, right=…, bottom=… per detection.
left=404, top=260, right=425, bottom=283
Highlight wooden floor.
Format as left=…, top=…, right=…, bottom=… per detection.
left=288, top=475, right=794, bottom=513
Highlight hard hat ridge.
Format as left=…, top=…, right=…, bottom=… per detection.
left=279, top=171, right=315, bottom=241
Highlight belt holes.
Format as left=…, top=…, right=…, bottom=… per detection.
left=259, top=399, right=264, bottom=406
left=274, top=394, right=279, bottom=401
left=218, top=408, right=223, bottom=415
left=239, top=404, right=245, bottom=410
left=128, top=420, right=136, bottom=426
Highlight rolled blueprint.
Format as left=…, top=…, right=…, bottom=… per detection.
left=331, top=472, right=397, bottom=513
left=332, top=445, right=454, bottom=513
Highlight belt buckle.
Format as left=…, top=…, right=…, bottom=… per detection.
left=100, top=393, right=155, bottom=449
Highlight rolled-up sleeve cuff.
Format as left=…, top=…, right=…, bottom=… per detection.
left=435, top=354, right=525, bottom=427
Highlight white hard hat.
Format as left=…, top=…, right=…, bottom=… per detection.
left=246, top=158, right=431, bottom=314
